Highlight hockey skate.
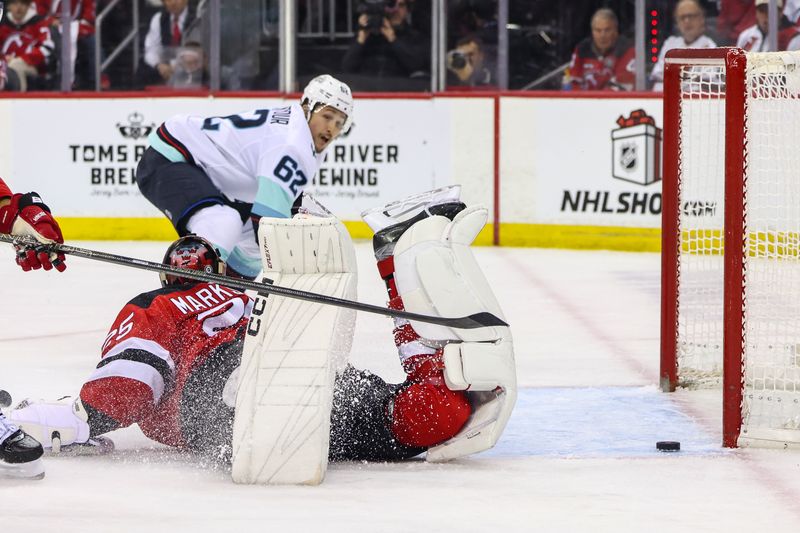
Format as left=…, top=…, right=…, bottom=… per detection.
left=0, top=412, right=45, bottom=480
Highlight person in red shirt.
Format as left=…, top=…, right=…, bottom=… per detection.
left=0, top=0, right=55, bottom=91
left=0, top=177, right=66, bottom=271
left=564, top=7, right=635, bottom=91
left=34, top=0, right=96, bottom=88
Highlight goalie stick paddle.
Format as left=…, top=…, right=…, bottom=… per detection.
left=0, top=234, right=508, bottom=330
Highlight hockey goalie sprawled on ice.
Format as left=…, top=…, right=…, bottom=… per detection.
left=1, top=186, right=516, bottom=484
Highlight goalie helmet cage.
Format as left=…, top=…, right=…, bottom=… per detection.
left=661, top=47, right=800, bottom=449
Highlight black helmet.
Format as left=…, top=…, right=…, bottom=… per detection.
left=160, top=235, right=225, bottom=287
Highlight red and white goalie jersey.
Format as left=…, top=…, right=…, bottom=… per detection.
left=0, top=9, right=55, bottom=73
left=79, top=282, right=252, bottom=451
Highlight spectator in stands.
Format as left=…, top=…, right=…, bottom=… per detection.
left=718, top=0, right=798, bottom=44
left=736, top=0, right=800, bottom=51
left=168, top=40, right=205, bottom=89
left=446, top=34, right=495, bottom=89
left=341, top=0, right=428, bottom=90
left=449, top=0, right=497, bottom=46
left=786, top=0, right=800, bottom=21
left=0, top=57, right=7, bottom=90
left=717, top=0, right=757, bottom=44
left=139, top=0, right=196, bottom=88
left=651, top=0, right=717, bottom=91
left=35, top=0, right=95, bottom=89
left=563, top=7, right=634, bottom=91
left=0, top=0, right=55, bottom=91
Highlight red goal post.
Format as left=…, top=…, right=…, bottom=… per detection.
left=661, top=48, right=800, bottom=448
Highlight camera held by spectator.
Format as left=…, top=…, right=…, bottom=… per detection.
left=342, top=0, right=428, bottom=87
left=446, top=35, right=494, bottom=87
left=357, top=0, right=399, bottom=34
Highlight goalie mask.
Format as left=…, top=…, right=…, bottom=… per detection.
left=160, top=235, right=225, bottom=287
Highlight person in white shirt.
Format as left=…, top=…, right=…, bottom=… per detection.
left=141, top=0, right=193, bottom=85
left=736, top=0, right=800, bottom=52
left=651, top=0, right=717, bottom=91
left=135, top=74, right=354, bottom=278
left=786, top=0, right=800, bottom=22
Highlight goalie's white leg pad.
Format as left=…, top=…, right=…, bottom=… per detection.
left=232, top=217, right=357, bottom=485
left=393, top=207, right=506, bottom=343
left=386, top=204, right=517, bottom=461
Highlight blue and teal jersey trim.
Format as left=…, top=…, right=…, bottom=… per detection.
left=147, top=129, right=188, bottom=163
left=225, top=246, right=263, bottom=279
left=252, top=177, right=293, bottom=219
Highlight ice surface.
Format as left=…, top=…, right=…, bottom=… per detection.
left=3, top=242, right=800, bottom=532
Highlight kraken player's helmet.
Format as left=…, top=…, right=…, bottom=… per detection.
left=160, top=235, right=225, bottom=287
left=301, top=74, right=354, bottom=134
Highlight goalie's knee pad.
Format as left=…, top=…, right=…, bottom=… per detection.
left=390, top=354, right=472, bottom=449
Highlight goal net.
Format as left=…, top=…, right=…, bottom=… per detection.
left=661, top=48, right=800, bottom=448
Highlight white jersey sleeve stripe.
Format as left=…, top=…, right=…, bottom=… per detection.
left=85, top=360, right=167, bottom=404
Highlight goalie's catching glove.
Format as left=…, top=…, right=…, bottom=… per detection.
left=0, top=192, right=66, bottom=272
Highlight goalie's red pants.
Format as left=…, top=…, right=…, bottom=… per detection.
left=391, top=352, right=472, bottom=448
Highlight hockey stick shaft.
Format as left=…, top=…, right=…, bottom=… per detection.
left=0, top=234, right=508, bottom=329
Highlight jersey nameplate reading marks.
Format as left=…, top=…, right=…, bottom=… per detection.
left=170, top=283, right=237, bottom=315
left=269, top=106, right=292, bottom=125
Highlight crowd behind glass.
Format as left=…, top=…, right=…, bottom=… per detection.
left=0, top=0, right=794, bottom=93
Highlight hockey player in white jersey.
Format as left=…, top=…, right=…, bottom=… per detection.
left=136, top=74, right=353, bottom=278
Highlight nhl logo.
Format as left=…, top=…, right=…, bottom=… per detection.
left=620, top=143, right=637, bottom=171
left=610, top=109, right=662, bottom=186
left=117, top=112, right=156, bottom=140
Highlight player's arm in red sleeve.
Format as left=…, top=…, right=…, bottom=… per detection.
left=19, top=23, right=55, bottom=70
left=79, top=300, right=177, bottom=435
left=0, top=178, right=11, bottom=200
left=78, top=0, right=96, bottom=36
left=0, top=177, right=66, bottom=272
left=568, top=48, right=586, bottom=90
left=614, top=46, right=636, bottom=90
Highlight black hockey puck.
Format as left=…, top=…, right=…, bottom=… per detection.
left=0, top=390, right=11, bottom=408
left=656, top=441, right=680, bottom=452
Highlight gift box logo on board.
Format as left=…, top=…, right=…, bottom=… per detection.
left=610, top=109, right=662, bottom=186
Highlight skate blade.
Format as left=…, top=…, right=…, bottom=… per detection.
left=47, top=436, right=115, bottom=457
left=0, top=457, right=45, bottom=480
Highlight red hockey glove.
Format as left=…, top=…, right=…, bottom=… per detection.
left=0, top=192, right=66, bottom=272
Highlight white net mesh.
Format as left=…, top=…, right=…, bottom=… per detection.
left=740, top=52, right=800, bottom=444
left=676, top=51, right=800, bottom=445
left=676, top=63, right=726, bottom=388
